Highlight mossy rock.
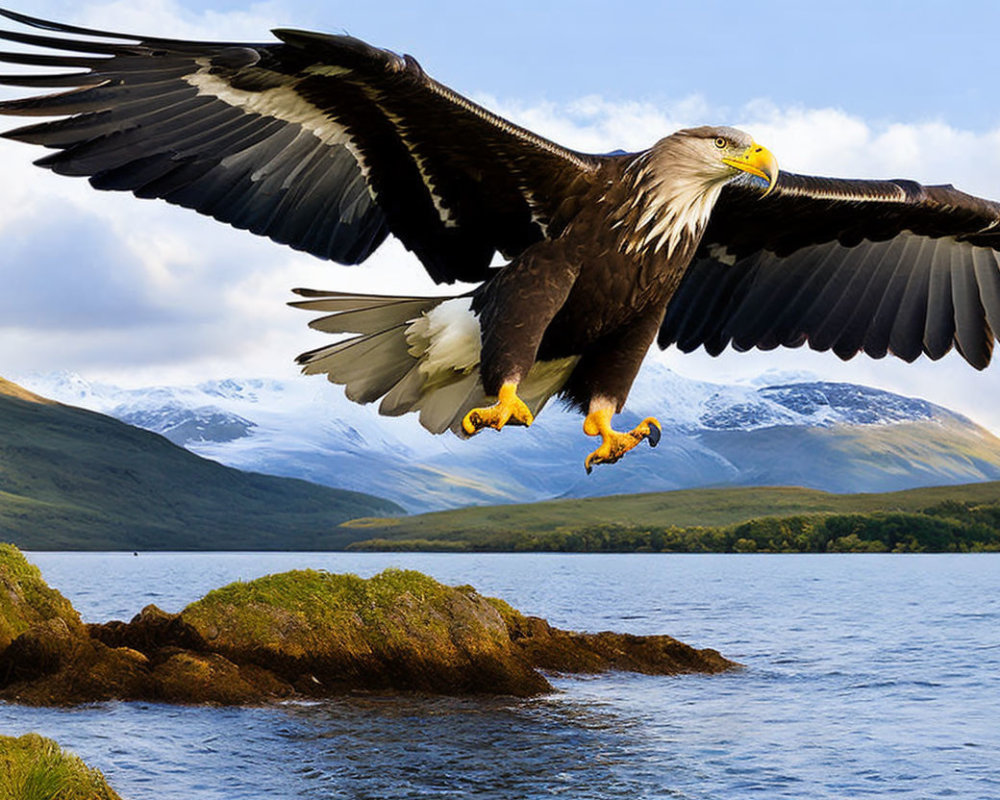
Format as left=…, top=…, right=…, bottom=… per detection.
left=2, top=639, right=154, bottom=706
left=181, top=568, right=550, bottom=696
left=0, top=733, right=122, bottom=800
left=89, top=604, right=207, bottom=653
left=489, top=596, right=736, bottom=675
left=0, top=543, right=83, bottom=650
left=0, top=546, right=737, bottom=704
left=151, top=650, right=295, bottom=704
left=0, top=618, right=81, bottom=685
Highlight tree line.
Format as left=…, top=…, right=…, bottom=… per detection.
left=346, top=500, right=1000, bottom=553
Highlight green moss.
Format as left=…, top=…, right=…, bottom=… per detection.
left=182, top=568, right=509, bottom=663
left=190, top=568, right=449, bottom=617
left=0, top=733, right=122, bottom=800
left=0, top=544, right=82, bottom=650
left=483, top=596, right=527, bottom=628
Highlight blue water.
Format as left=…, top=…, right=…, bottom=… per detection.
left=1, top=553, right=998, bottom=799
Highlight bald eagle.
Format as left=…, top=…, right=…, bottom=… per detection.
left=3, top=10, right=1000, bottom=472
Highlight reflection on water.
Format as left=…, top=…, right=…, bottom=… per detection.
left=2, top=552, right=998, bottom=799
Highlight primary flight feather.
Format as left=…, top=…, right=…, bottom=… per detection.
left=3, top=8, right=1000, bottom=472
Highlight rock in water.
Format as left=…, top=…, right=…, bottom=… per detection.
left=0, top=543, right=84, bottom=649
left=492, top=597, right=734, bottom=675
left=181, top=568, right=551, bottom=696
left=0, top=546, right=738, bottom=705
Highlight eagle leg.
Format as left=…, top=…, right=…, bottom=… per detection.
left=583, top=401, right=661, bottom=474
left=462, top=382, right=534, bottom=435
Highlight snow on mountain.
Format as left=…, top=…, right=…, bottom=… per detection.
left=116, top=404, right=256, bottom=445
left=17, top=364, right=1000, bottom=512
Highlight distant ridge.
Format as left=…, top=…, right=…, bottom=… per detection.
left=0, top=376, right=54, bottom=405
left=0, top=377, right=402, bottom=550
left=19, top=366, right=1000, bottom=511
left=5, top=377, right=1000, bottom=553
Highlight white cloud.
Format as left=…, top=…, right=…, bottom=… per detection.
left=72, top=0, right=290, bottom=40
left=3, top=2, right=1000, bottom=430
left=487, top=95, right=1000, bottom=197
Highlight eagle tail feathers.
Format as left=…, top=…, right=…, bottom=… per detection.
left=293, top=289, right=578, bottom=435
left=293, top=289, right=490, bottom=435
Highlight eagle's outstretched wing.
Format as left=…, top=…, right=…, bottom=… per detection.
left=0, top=9, right=602, bottom=283
left=659, top=172, right=1000, bottom=368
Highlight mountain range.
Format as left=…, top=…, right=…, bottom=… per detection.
left=17, top=364, right=1000, bottom=513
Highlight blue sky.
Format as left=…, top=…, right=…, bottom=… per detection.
left=20, top=0, right=1000, bottom=129
left=309, top=0, right=1000, bottom=132
left=5, top=0, right=1000, bottom=431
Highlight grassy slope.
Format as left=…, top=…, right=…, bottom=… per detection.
left=0, top=734, right=122, bottom=800
left=341, top=481, right=1000, bottom=545
left=0, top=385, right=403, bottom=550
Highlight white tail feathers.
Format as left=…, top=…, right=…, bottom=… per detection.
left=291, top=289, right=577, bottom=435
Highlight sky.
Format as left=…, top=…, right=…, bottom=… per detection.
left=5, top=0, right=1000, bottom=430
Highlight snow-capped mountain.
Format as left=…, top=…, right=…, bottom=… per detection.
left=17, top=364, right=1000, bottom=512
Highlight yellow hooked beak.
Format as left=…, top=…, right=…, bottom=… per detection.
left=723, top=142, right=779, bottom=196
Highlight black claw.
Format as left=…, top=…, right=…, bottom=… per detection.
left=647, top=421, right=661, bottom=448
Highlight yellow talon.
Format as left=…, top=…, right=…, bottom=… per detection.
left=583, top=405, right=661, bottom=473
left=462, top=382, right=534, bottom=436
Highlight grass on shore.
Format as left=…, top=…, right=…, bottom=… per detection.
left=0, top=734, right=122, bottom=800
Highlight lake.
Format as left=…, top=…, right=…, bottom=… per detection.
left=2, top=552, right=998, bottom=799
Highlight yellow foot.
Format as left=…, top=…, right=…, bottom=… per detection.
left=583, top=408, right=661, bottom=474
left=462, top=382, right=534, bottom=436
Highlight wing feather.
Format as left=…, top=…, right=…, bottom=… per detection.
left=0, top=10, right=603, bottom=283
left=973, top=247, right=1000, bottom=337
left=662, top=172, right=1000, bottom=370
left=921, top=239, right=956, bottom=360
left=670, top=259, right=739, bottom=353
left=830, top=242, right=902, bottom=360
left=863, top=235, right=921, bottom=359
left=888, top=237, right=933, bottom=362
left=951, top=244, right=992, bottom=368
left=806, top=242, right=878, bottom=352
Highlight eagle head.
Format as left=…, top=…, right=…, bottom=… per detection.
left=619, top=127, right=779, bottom=259
left=671, top=126, right=779, bottom=196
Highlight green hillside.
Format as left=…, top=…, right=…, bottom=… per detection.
left=0, top=379, right=402, bottom=550
left=341, top=482, right=1000, bottom=552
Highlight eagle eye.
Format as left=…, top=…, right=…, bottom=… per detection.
left=714, top=137, right=728, bottom=149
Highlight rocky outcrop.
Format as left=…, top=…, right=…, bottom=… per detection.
left=0, top=544, right=84, bottom=651
left=179, top=569, right=551, bottom=697
left=491, top=598, right=734, bottom=675
left=0, top=547, right=738, bottom=705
